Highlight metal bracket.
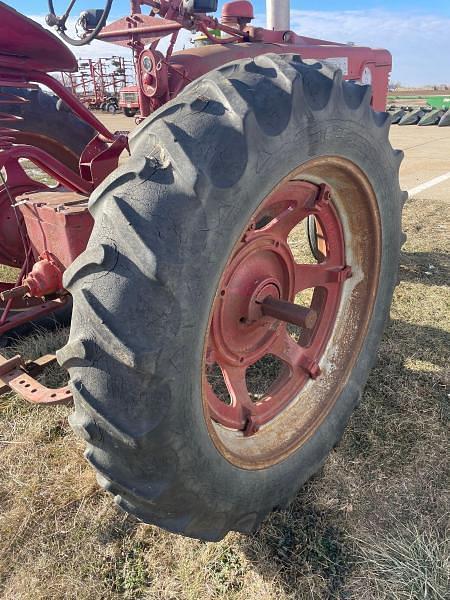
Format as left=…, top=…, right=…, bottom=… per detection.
left=0, top=353, right=72, bottom=405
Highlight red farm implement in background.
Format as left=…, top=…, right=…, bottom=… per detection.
left=0, top=0, right=406, bottom=541
left=60, top=55, right=135, bottom=111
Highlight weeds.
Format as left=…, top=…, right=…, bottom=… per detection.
left=351, top=523, right=449, bottom=600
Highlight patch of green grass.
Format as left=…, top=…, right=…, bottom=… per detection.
left=244, top=497, right=355, bottom=599
left=208, top=544, right=246, bottom=595
left=108, top=541, right=151, bottom=598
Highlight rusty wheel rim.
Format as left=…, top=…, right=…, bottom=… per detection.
left=202, top=157, right=381, bottom=469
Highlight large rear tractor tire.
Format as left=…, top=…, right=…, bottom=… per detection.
left=60, top=55, right=406, bottom=540
left=0, top=86, right=96, bottom=170
left=0, top=87, right=95, bottom=334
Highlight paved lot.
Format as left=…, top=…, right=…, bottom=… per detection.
left=98, top=110, right=450, bottom=201
left=390, top=126, right=450, bottom=200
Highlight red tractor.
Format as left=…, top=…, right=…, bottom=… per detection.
left=118, top=84, right=140, bottom=117
left=0, top=0, right=405, bottom=541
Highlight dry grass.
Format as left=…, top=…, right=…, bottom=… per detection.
left=1, top=176, right=449, bottom=598
left=350, top=523, right=449, bottom=599
left=19, top=160, right=58, bottom=187
left=0, top=265, right=19, bottom=284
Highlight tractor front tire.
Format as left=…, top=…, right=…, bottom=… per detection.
left=123, top=107, right=137, bottom=118
left=60, top=55, right=405, bottom=540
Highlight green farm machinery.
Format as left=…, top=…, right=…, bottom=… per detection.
left=388, top=94, right=450, bottom=127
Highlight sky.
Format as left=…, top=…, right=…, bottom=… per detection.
left=8, top=1, right=450, bottom=85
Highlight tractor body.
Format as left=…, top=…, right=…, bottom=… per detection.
left=0, top=0, right=390, bottom=399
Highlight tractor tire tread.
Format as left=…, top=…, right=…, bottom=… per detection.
left=63, top=54, right=405, bottom=540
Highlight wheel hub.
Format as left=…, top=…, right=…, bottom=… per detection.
left=248, top=281, right=280, bottom=322
left=211, top=238, right=294, bottom=367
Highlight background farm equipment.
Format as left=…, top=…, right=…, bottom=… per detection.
left=0, top=0, right=406, bottom=541
left=388, top=94, right=450, bottom=126
left=60, top=56, right=135, bottom=111
left=118, top=84, right=139, bottom=117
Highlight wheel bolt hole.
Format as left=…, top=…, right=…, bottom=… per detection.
left=240, top=357, right=244, bottom=363
left=239, top=317, right=246, bottom=324
left=220, top=290, right=225, bottom=297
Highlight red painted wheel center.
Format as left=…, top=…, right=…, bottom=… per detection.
left=204, top=180, right=352, bottom=436
left=212, top=237, right=295, bottom=368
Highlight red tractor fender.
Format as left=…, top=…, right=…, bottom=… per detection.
left=165, top=40, right=391, bottom=111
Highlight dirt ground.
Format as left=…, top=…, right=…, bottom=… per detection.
left=391, top=88, right=449, bottom=97
left=0, top=115, right=448, bottom=599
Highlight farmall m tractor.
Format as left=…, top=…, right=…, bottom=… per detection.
left=0, top=0, right=405, bottom=540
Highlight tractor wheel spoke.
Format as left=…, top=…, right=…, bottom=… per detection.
left=271, top=330, right=303, bottom=369
left=271, top=330, right=321, bottom=380
left=246, top=183, right=319, bottom=242
left=261, top=200, right=310, bottom=240
left=220, top=364, right=253, bottom=412
left=294, top=263, right=350, bottom=292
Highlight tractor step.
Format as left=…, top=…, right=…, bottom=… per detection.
left=0, top=353, right=72, bottom=405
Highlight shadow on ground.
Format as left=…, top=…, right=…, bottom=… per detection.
left=400, top=251, right=450, bottom=286
left=238, top=317, right=449, bottom=598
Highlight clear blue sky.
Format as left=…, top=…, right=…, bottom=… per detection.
left=10, top=1, right=450, bottom=16
left=8, top=1, right=450, bottom=85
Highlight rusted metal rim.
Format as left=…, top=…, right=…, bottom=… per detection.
left=205, top=180, right=348, bottom=434
left=202, top=156, right=381, bottom=469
